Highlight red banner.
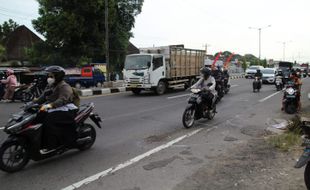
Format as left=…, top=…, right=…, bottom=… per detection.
left=224, top=53, right=234, bottom=69
left=212, top=51, right=222, bottom=70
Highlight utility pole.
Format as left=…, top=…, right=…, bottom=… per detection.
left=278, top=41, right=292, bottom=61
left=249, top=25, right=271, bottom=60
left=105, top=0, right=110, bottom=82
left=204, top=43, right=211, bottom=55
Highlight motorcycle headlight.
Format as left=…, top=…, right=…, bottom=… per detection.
left=286, top=88, right=295, bottom=95
left=191, top=89, right=201, bottom=93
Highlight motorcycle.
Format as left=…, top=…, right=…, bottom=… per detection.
left=253, top=77, right=261, bottom=92
left=24, top=79, right=46, bottom=100
left=223, top=77, right=230, bottom=94
left=275, top=76, right=284, bottom=91
left=295, top=118, right=310, bottom=190
left=0, top=102, right=102, bottom=173
left=12, top=84, right=33, bottom=102
left=283, top=82, right=298, bottom=114
left=182, top=86, right=217, bottom=128
left=215, top=78, right=224, bottom=102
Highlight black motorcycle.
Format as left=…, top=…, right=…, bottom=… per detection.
left=223, top=77, right=230, bottom=94
left=0, top=102, right=102, bottom=173
left=283, top=82, right=298, bottom=114
left=182, top=86, right=217, bottom=128
left=12, top=84, right=33, bottom=102
left=253, top=77, right=261, bottom=92
left=295, top=118, right=310, bottom=190
left=215, top=78, right=224, bottom=102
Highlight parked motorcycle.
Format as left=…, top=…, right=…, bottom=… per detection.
left=0, top=102, right=102, bottom=173
left=223, top=77, right=230, bottom=94
left=295, top=118, right=310, bottom=190
left=275, top=76, right=284, bottom=91
left=253, top=77, right=261, bottom=92
left=283, top=82, right=298, bottom=114
left=182, top=87, right=217, bottom=128
left=25, top=78, right=46, bottom=100
left=12, top=84, right=33, bottom=102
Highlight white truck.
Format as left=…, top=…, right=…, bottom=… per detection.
left=123, top=45, right=205, bottom=95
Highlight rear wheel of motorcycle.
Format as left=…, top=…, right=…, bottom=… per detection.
left=77, top=124, right=96, bottom=151
left=0, top=141, right=29, bottom=173
left=182, top=107, right=195, bottom=129
left=305, top=163, right=310, bottom=190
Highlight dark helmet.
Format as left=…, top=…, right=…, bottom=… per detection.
left=45, top=65, right=66, bottom=83
left=256, top=69, right=261, bottom=73
left=200, top=67, right=211, bottom=78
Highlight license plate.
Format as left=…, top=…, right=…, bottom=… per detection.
left=286, top=95, right=296, bottom=98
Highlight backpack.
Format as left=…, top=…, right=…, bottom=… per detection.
left=71, top=87, right=80, bottom=107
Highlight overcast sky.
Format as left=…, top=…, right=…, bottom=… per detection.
left=0, top=0, right=309, bottom=63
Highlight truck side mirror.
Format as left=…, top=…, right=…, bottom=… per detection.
left=147, top=62, right=151, bottom=68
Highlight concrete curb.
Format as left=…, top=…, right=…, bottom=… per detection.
left=78, top=87, right=130, bottom=97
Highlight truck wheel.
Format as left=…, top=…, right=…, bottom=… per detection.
left=75, top=82, right=81, bottom=89
left=96, top=82, right=102, bottom=88
left=131, top=88, right=141, bottom=95
left=155, top=81, right=166, bottom=95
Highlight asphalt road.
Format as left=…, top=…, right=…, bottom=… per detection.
left=0, top=78, right=309, bottom=190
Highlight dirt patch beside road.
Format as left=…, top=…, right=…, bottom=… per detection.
left=173, top=138, right=305, bottom=190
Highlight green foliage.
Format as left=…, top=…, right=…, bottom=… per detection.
left=268, top=132, right=301, bottom=152
left=0, top=19, right=19, bottom=45
left=242, top=61, right=248, bottom=72
left=30, top=0, right=144, bottom=68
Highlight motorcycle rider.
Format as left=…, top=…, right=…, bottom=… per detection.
left=0, top=68, right=17, bottom=102
left=223, top=68, right=230, bottom=88
left=33, top=66, right=79, bottom=153
left=281, top=71, right=302, bottom=111
left=275, top=69, right=284, bottom=86
left=191, top=67, right=217, bottom=109
left=254, top=69, right=263, bottom=79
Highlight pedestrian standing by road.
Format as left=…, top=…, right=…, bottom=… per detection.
left=0, top=68, right=17, bottom=102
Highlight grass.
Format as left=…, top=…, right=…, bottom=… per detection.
left=267, top=115, right=303, bottom=152
left=268, top=132, right=302, bottom=152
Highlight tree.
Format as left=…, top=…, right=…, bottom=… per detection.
left=0, top=19, right=19, bottom=45
left=0, top=44, right=5, bottom=61
left=31, top=0, right=144, bottom=68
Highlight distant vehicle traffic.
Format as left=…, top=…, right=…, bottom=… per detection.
left=245, top=65, right=264, bottom=79
left=65, top=66, right=105, bottom=88
left=123, top=45, right=205, bottom=95
left=261, top=68, right=276, bottom=84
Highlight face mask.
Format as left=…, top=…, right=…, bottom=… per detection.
left=47, top=77, right=55, bottom=85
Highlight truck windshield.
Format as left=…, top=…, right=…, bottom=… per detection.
left=125, top=55, right=151, bottom=70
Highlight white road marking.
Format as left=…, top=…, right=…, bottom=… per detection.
left=0, top=127, right=4, bottom=130
left=259, top=91, right=281, bottom=102
left=167, top=94, right=190, bottom=99
left=62, top=127, right=215, bottom=190
left=230, top=84, right=239, bottom=88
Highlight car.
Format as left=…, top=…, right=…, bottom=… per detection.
left=245, top=65, right=264, bottom=79
left=261, top=68, right=276, bottom=84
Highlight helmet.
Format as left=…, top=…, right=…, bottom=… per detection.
left=256, top=69, right=261, bottom=73
left=45, top=65, right=66, bottom=83
left=200, top=67, right=211, bottom=78
left=6, top=68, right=14, bottom=75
